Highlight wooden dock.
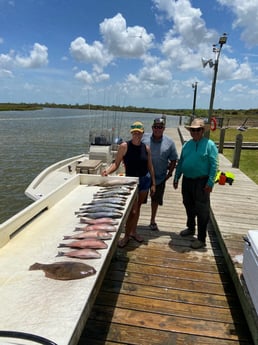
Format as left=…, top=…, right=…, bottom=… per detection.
left=78, top=127, right=257, bottom=345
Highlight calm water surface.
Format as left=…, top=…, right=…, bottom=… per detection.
left=0, top=108, right=181, bottom=223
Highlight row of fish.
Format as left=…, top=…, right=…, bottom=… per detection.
left=57, top=185, right=133, bottom=259
left=29, top=180, right=136, bottom=280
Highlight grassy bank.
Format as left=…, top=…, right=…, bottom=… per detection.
left=0, top=103, right=42, bottom=111
left=210, top=128, right=258, bottom=184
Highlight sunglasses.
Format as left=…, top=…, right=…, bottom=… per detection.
left=153, top=125, right=164, bottom=129
left=131, top=125, right=144, bottom=130
left=190, top=128, right=202, bottom=132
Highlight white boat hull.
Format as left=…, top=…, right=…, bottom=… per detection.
left=25, top=142, right=121, bottom=201
left=0, top=174, right=138, bottom=345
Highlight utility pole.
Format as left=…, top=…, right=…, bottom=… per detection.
left=202, top=33, right=227, bottom=138
left=192, top=82, right=198, bottom=117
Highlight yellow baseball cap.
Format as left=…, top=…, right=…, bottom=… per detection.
left=130, top=121, right=144, bottom=133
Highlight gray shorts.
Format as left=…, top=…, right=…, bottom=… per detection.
left=151, top=180, right=166, bottom=205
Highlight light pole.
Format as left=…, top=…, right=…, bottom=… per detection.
left=202, top=33, right=227, bottom=138
left=192, top=82, right=198, bottom=118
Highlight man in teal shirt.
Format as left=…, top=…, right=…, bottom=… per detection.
left=173, top=118, right=218, bottom=249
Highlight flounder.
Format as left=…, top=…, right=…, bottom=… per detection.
left=29, top=261, right=96, bottom=280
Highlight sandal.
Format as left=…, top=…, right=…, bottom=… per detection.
left=149, top=223, right=159, bottom=231
left=130, top=234, right=144, bottom=243
left=118, top=236, right=130, bottom=248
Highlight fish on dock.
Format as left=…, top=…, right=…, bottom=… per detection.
left=94, top=190, right=131, bottom=197
left=58, top=238, right=108, bottom=249
left=78, top=204, right=124, bottom=211
left=83, top=198, right=126, bottom=206
left=79, top=217, right=118, bottom=225
left=29, top=261, right=96, bottom=280
left=63, top=230, right=112, bottom=240
left=93, top=192, right=128, bottom=199
left=56, top=248, right=101, bottom=259
left=89, top=178, right=137, bottom=187
left=76, top=206, right=124, bottom=215
left=99, top=185, right=134, bottom=191
left=80, top=211, right=122, bottom=220
left=75, top=224, right=117, bottom=232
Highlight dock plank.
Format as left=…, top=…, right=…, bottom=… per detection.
left=78, top=127, right=254, bottom=345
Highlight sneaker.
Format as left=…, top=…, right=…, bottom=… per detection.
left=191, top=239, right=206, bottom=249
left=180, top=228, right=195, bottom=236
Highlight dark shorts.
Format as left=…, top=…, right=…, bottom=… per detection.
left=138, top=173, right=151, bottom=192
left=151, top=180, right=166, bottom=205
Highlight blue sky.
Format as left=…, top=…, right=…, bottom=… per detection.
left=1, top=0, right=258, bottom=110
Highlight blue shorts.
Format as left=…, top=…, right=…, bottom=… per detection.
left=138, top=173, right=151, bottom=192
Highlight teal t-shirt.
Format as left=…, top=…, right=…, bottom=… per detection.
left=175, top=137, right=218, bottom=187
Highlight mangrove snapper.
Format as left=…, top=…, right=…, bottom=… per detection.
left=56, top=248, right=101, bottom=259
left=75, top=224, right=117, bottom=232
left=63, top=230, right=112, bottom=240
left=79, top=217, right=118, bottom=225
left=58, top=238, right=108, bottom=249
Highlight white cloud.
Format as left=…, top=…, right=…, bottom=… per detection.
left=229, top=83, right=248, bottom=93
left=153, top=0, right=216, bottom=46
left=95, top=73, right=109, bottom=82
left=75, top=70, right=94, bottom=84
left=15, top=43, right=48, bottom=68
left=0, top=52, right=14, bottom=68
left=232, top=62, right=253, bottom=80
left=218, top=0, right=258, bottom=47
left=138, top=60, right=172, bottom=85
left=75, top=69, right=110, bottom=84
left=2, top=0, right=258, bottom=108
left=0, top=69, right=13, bottom=78
left=70, top=13, right=154, bottom=87
left=100, top=13, right=154, bottom=58
left=70, top=37, right=112, bottom=68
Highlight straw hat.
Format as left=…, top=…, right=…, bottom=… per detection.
left=185, top=118, right=210, bottom=131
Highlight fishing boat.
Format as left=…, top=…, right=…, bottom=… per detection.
left=0, top=173, right=138, bottom=345
left=0, top=117, right=140, bottom=344
left=25, top=129, right=124, bottom=201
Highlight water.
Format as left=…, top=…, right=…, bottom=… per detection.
left=0, top=108, right=181, bottom=223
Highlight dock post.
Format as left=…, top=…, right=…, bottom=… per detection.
left=218, top=128, right=226, bottom=153
left=232, top=133, right=243, bottom=168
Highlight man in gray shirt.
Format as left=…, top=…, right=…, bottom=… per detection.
left=142, top=117, right=178, bottom=230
